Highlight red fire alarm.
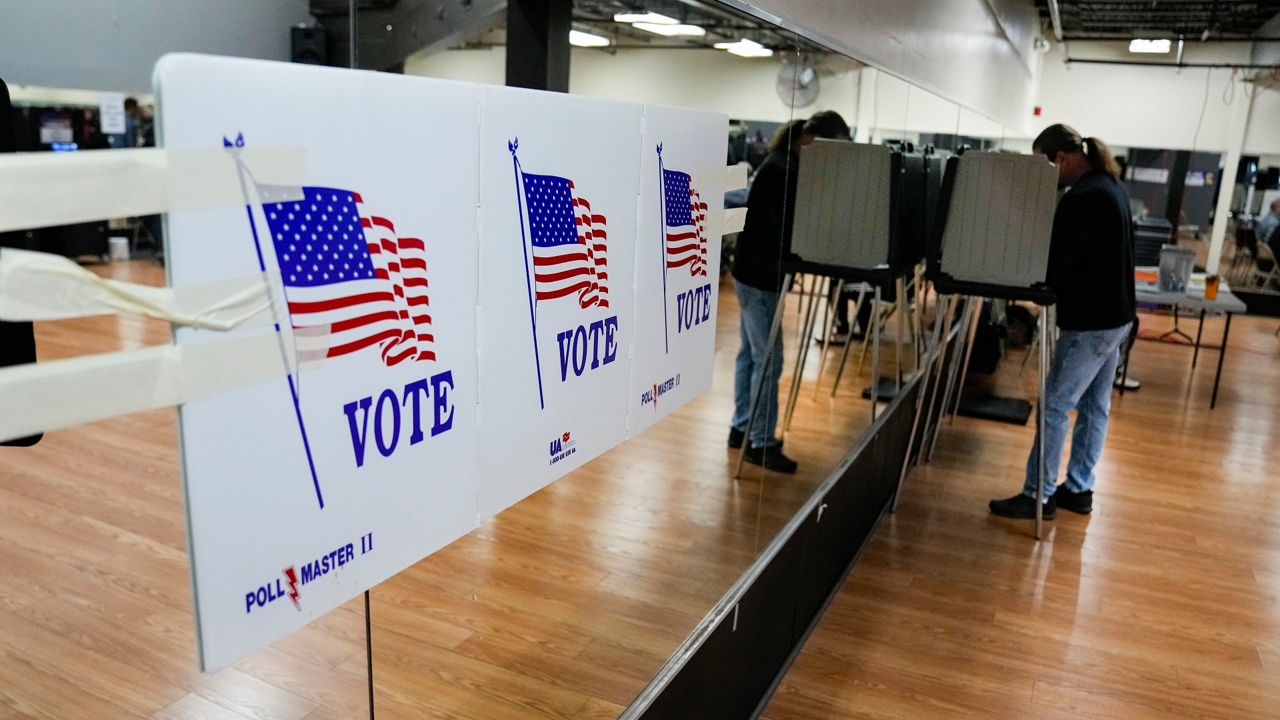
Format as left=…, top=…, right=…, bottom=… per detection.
left=1034, top=105, right=1043, bottom=116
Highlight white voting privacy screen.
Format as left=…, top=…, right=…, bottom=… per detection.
left=791, top=141, right=893, bottom=270
left=160, top=55, right=482, bottom=670
left=156, top=54, right=726, bottom=670
left=628, top=104, right=726, bottom=437
left=939, top=152, right=1058, bottom=287
left=476, top=87, right=640, bottom=519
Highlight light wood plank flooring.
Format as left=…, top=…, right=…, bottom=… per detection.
left=763, top=306, right=1280, bottom=718
left=0, top=260, right=874, bottom=719
left=4, top=258, right=1277, bottom=718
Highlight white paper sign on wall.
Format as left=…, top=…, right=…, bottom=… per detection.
left=159, top=54, right=481, bottom=671
left=99, top=91, right=127, bottom=135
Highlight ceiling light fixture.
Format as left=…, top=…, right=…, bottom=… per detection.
left=612, top=11, right=678, bottom=24
left=569, top=29, right=611, bottom=47
left=714, top=38, right=774, bottom=58
left=1128, top=38, right=1172, bottom=53
left=632, top=22, right=705, bottom=37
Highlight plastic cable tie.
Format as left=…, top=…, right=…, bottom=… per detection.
left=726, top=162, right=749, bottom=191
left=723, top=207, right=747, bottom=235
left=0, top=248, right=276, bottom=330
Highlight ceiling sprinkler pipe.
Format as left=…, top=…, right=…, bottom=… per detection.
left=1047, top=0, right=1064, bottom=43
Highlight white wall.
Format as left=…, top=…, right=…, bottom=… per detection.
left=572, top=49, right=858, bottom=123
left=857, top=69, right=1018, bottom=141
left=405, top=46, right=858, bottom=123
left=0, top=0, right=311, bottom=93
left=405, top=46, right=1026, bottom=147
left=1038, top=41, right=1280, bottom=155
left=720, top=0, right=1042, bottom=135
left=6, top=85, right=155, bottom=107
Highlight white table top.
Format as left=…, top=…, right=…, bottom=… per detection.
left=1134, top=282, right=1248, bottom=314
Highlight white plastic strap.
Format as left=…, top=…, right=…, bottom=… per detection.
left=0, top=146, right=305, bottom=233
left=0, top=248, right=275, bottom=330
left=723, top=207, right=747, bottom=235
left=0, top=333, right=289, bottom=443
left=726, top=162, right=749, bottom=191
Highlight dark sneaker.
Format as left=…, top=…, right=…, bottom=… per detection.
left=743, top=444, right=798, bottom=474
left=1055, top=487, right=1093, bottom=514
left=989, top=493, right=1056, bottom=520
left=728, top=426, right=745, bottom=449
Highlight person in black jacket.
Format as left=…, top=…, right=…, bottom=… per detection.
left=0, top=77, right=42, bottom=446
left=728, top=111, right=850, bottom=473
left=990, top=124, right=1135, bottom=519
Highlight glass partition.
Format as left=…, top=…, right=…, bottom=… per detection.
left=0, top=2, right=1038, bottom=717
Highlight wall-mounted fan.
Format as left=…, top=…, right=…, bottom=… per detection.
left=776, top=63, right=819, bottom=108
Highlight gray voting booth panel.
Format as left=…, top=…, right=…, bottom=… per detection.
left=792, top=141, right=893, bottom=270
left=939, top=153, right=1057, bottom=288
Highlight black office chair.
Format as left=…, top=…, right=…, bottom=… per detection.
left=1230, top=223, right=1259, bottom=285
left=1133, top=217, right=1173, bottom=267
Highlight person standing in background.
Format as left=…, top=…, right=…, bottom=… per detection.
left=990, top=124, right=1136, bottom=520
left=728, top=110, right=850, bottom=473
left=122, top=96, right=139, bottom=148
left=0, top=77, right=42, bottom=446
left=1257, top=198, right=1280, bottom=252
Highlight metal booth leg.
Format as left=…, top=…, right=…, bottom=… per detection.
left=812, top=278, right=844, bottom=399
left=896, top=276, right=907, bottom=394
left=830, top=285, right=867, bottom=397
left=782, top=276, right=825, bottom=433
left=1035, top=303, right=1049, bottom=540
left=927, top=297, right=971, bottom=461
left=949, top=296, right=983, bottom=422
left=781, top=275, right=816, bottom=425
left=870, top=285, right=882, bottom=422
left=735, top=272, right=793, bottom=478
left=892, top=286, right=950, bottom=513
left=920, top=295, right=959, bottom=463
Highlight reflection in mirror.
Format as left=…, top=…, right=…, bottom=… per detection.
left=0, top=1, right=1039, bottom=718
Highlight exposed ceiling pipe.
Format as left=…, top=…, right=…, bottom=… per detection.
left=1065, top=57, right=1278, bottom=69
left=1061, top=35, right=1280, bottom=42
left=1047, top=0, right=1064, bottom=43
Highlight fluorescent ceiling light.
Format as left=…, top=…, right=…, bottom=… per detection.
left=714, top=38, right=774, bottom=58
left=613, top=11, right=678, bottom=24
left=569, top=29, right=611, bottom=47
left=632, top=22, right=705, bottom=37
left=1129, top=38, right=1171, bottom=54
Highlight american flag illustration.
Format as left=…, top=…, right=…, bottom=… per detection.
left=259, top=185, right=435, bottom=366
left=521, top=172, right=609, bottom=309
left=662, top=168, right=708, bottom=278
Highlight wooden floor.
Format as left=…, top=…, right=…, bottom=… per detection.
left=3, top=258, right=1278, bottom=719
left=0, top=260, right=877, bottom=719
left=763, top=306, right=1280, bottom=718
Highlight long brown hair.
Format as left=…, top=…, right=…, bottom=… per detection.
left=768, top=119, right=807, bottom=153
left=1032, top=123, right=1122, bottom=179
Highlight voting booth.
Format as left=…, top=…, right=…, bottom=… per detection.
left=735, top=141, right=945, bottom=476
left=905, top=151, right=1060, bottom=538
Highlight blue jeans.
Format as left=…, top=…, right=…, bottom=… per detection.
left=1023, top=322, right=1132, bottom=499
left=731, top=280, right=783, bottom=448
